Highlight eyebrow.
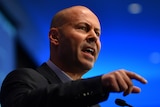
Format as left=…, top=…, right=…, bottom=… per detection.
left=77, top=22, right=101, bottom=31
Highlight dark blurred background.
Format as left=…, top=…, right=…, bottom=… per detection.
left=0, top=0, right=160, bottom=106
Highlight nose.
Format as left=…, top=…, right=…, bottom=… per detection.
left=87, top=37, right=97, bottom=43
left=86, top=31, right=98, bottom=43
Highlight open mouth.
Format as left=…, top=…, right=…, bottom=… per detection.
left=82, top=47, right=95, bottom=56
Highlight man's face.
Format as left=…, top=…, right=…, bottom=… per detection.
left=57, top=8, right=101, bottom=72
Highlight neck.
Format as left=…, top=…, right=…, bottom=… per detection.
left=50, top=58, right=86, bottom=80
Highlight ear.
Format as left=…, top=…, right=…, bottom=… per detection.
left=49, top=28, right=59, bottom=45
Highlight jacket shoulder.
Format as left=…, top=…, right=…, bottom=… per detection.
left=1, top=67, right=48, bottom=88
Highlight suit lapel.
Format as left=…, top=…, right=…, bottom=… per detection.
left=36, top=63, right=62, bottom=84
left=37, top=63, right=101, bottom=107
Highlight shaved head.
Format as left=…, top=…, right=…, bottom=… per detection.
left=50, top=6, right=99, bottom=28
left=49, top=5, right=101, bottom=76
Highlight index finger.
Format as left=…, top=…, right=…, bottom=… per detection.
left=126, top=71, right=148, bottom=84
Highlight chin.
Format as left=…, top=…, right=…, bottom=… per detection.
left=78, top=58, right=95, bottom=70
left=82, top=63, right=94, bottom=71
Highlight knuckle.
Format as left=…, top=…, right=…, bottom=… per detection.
left=129, top=82, right=133, bottom=87
left=119, top=69, right=126, bottom=72
left=119, top=69, right=126, bottom=73
left=114, top=70, right=120, bottom=76
left=108, top=75, right=115, bottom=81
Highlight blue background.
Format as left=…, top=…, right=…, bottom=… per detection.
left=0, top=0, right=160, bottom=106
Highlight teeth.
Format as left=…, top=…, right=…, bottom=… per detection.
left=85, top=48, right=94, bottom=54
left=87, top=48, right=93, bottom=52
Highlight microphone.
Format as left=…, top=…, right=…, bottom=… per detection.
left=115, top=98, right=133, bottom=107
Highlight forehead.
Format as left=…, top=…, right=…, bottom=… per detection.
left=65, top=7, right=101, bottom=29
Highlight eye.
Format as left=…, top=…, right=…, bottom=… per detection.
left=79, top=26, right=88, bottom=31
left=95, top=31, right=100, bottom=37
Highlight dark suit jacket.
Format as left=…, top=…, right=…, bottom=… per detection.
left=0, top=63, right=109, bottom=107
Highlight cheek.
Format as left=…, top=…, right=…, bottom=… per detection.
left=63, top=31, right=83, bottom=45
left=62, top=35, right=82, bottom=55
left=69, top=34, right=84, bottom=48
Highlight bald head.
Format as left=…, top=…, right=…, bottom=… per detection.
left=49, top=5, right=101, bottom=76
left=50, top=6, right=99, bottom=28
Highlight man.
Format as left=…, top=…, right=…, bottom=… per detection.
left=0, top=5, right=147, bottom=107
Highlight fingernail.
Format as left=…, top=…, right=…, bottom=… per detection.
left=144, top=79, right=148, bottom=83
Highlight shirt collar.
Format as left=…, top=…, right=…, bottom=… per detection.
left=46, top=60, right=73, bottom=83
